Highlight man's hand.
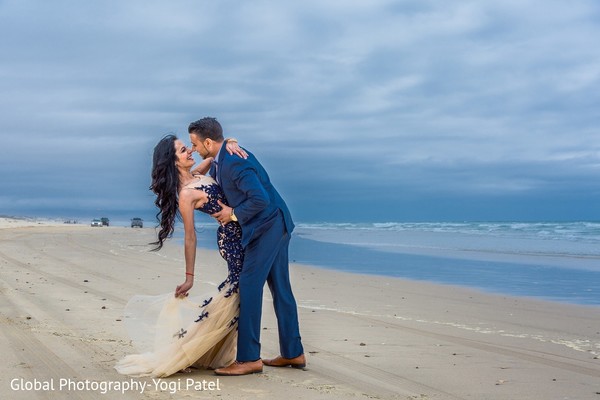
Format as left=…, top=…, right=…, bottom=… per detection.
left=211, top=200, right=234, bottom=225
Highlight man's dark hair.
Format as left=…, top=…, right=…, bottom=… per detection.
left=188, top=117, right=224, bottom=141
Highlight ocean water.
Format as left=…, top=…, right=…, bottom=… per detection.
left=190, top=221, right=600, bottom=305
left=45, top=212, right=600, bottom=306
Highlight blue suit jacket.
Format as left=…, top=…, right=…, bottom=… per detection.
left=211, top=142, right=294, bottom=247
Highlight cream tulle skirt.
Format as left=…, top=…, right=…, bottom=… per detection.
left=115, top=283, right=239, bottom=377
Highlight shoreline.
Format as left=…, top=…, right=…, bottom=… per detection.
left=2, top=216, right=600, bottom=306
left=0, top=221, right=599, bottom=399
left=192, top=222, right=600, bottom=306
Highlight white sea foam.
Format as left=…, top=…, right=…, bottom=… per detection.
left=296, top=221, right=600, bottom=243
left=294, top=222, right=600, bottom=271
left=297, top=301, right=600, bottom=357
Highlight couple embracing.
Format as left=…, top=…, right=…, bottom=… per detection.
left=115, top=117, right=305, bottom=377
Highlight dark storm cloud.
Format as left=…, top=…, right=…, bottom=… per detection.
left=1, top=0, right=599, bottom=221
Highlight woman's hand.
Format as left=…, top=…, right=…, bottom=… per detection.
left=175, top=279, right=193, bottom=298
left=225, top=139, right=248, bottom=159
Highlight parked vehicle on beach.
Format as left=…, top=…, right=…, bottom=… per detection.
left=131, top=218, right=143, bottom=228
left=101, top=217, right=110, bottom=226
left=91, top=219, right=103, bottom=227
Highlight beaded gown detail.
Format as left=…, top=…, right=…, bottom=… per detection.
left=115, top=175, right=243, bottom=377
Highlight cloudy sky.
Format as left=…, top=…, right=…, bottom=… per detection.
left=1, top=0, right=599, bottom=222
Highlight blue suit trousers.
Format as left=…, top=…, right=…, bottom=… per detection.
left=236, top=211, right=304, bottom=362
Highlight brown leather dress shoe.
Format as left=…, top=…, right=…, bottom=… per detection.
left=214, top=360, right=263, bottom=376
left=262, top=354, right=306, bottom=369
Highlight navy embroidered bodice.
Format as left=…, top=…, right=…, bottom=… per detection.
left=186, top=175, right=243, bottom=297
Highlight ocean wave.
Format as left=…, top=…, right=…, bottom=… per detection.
left=296, top=221, right=600, bottom=243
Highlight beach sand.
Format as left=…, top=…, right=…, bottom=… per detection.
left=0, top=218, right=598, bottom=399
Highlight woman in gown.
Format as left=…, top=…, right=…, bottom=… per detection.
left=115, top=135, right=246, bottom=377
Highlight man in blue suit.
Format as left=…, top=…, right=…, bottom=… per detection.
left=188, top=117, right=305, bottom=376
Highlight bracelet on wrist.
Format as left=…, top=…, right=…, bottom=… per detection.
left=186, top=272, right=194, bottom=276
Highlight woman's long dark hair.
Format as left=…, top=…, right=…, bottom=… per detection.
left=149, top=134, right=180, bottom=250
